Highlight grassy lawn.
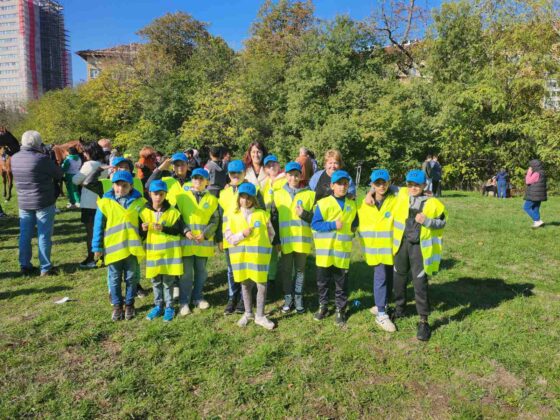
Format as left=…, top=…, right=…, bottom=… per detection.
left=0, top=191, right=559, bottom=418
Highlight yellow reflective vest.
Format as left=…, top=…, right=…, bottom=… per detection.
left=357, top=193, right=397, bottom=266
left=101, top=177, right=144, bottom=195
left=313, top=195, right=357, bottom=269
left=175, top=190, right=219, bottom=257
left=139, top=206, right=184, bottom=278
left=97, top=196, right=146, bottom=265
left=227, top=209, right=272, bottom=283
left=263, top=176, right=287, bottom=212
left=392, top=192, right=447, bottom=275
left=162, top=177, right=192, bottom=206
left=219, top=184, right=260, bottom=250
left=273, top=187, right=315, bottom=254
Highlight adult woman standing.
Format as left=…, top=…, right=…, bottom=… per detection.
left=308, top=149, right=356, bottom=202
left=243, top=141, right=268, bottom=189
left=73, top=142, right=108, bottom=268
left=523, top=159, right=547, bottom=228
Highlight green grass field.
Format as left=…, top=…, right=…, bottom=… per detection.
left=0, top=191, right=559, bottom=418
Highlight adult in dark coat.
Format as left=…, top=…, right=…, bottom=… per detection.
left=523, top=159, right=547, bottom=228
left=11, top=131, right=63, bottom=275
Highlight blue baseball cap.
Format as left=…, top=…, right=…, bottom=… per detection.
left=406, top=169, right=426, bottom=184
left=370, top=169, right=390, bottom=183
left=191, top=168, right=209, bottom=179
left=238, top=182, right=256, bottom=197
left=331, top=170, right=351, bottom=184
left=149, top=180, right=168, bottom=193
left=111, top=156, right=133, bottom=171
left=227, top=159, right=245, bottom=173
left=112, top=170, right=133, bottom=184
left=285, top=161, right=302, bottom=173
left=264, top=154, right=278, bottom=166
left=171, top=152, right=188, bottom=163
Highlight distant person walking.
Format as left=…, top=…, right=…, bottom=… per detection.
left=496, top=168, right=508, bottom=199
left=11, top=131, right=63, bottom=276
left=430, top=156, right=442, bottom=197
left=523, top=159, right=547, bottom=228
left=421, top=155, right=433, bottom=193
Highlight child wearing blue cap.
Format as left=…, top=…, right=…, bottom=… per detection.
left=92, top=170, right=147, bottom=321
left=224, top=182, right=276, bottom=330
left=140, top=180, right=187, bottom=322
left=358, top=169, right=398, bottom=333
left=146, top=152, right=191, bottom=206
left=174, top=168, right=219, bottom=315
left=311, top=170, right=358, bottom=326
left=392, top=169, right=447, bottom=341
left=271, top=161, right=315, bottom=314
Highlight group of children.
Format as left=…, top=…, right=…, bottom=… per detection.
left=92, top=151, right=446, bottom=341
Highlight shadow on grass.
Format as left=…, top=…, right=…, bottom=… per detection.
left=544, top=221, right=560, bottom=226
left=440, top=193, right=468, bottom=198
left=0, top=285, right=72, bottom=300
left=430, top=277, right=534, bottom=332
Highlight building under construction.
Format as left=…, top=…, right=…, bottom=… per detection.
left=0, top=0, right=71, bottom=107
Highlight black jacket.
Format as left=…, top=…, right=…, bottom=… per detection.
left=524, top=159, right=547, bottom=202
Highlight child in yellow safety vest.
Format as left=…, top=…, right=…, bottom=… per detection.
left=218, top=159, right=265, bottom=315
left=311, top=170, right=358, bottom=327
left=392, top=169, right=447, bottom=341
left=92, top=171, right=147, bottom=322
left=145, top=152, right=192, bottom=206
left=262, top=154, right=286, bottom=288
left=140, top=180, right=187, bottom=322
left=271, top=161, right=315, bottom=314
left=358, top=169, right=398, bottom=333
left=224, top=182, right=276, bottom=330
left=174, top=168, right=219, bottom=316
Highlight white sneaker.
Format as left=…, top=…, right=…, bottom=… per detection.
left=369, top=306, right=378, bottom=316
left=194, top=299, right=210, bottom=310
left=179, top=304, right=191, bottom=316
left=532, top=220, right=544, bottom=228
left=173, top=287, right=180, bottom=301
left=255, top=315, right=275, bottom=330
left=237, top=312, right=254, bottom=327
left=375, top=314, right=396, bottom=332
left=66, top=203, right=73, bottom=209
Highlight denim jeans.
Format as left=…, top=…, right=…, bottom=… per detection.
left=224, top=249, right=241, bottom=300
left=152, top=275, right=175, bottom=308
left=179, top=256, right=208, bottom=305
left=523, top=200, right=541, bottom=221
left=373, top=264, right=393, bottom=312
left=19, top=205, right=56, bottom=273
left=497, top=181, right=507, bottom=199
left=108, top=255, right=139, bottom=306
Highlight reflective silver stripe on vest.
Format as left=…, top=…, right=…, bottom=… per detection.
left=281, top=236, right=312, bottom=245
left=394, top=220, right=405, bottom=230
left=231, top=262, right=269, bottom=272
left=421, top=237, right=443, bottom=248
left=313, top=231, right=336, bottom=239
left=363, top=247, right=392, bottom=255
left=279, top=220, right=310, bottom=228
left=393, top=239, right=401, bottom=247
left=146, top=257, right=184, bottom=267
left=223, top=216, right=229, bottom=222
left=105, top=222, right=139, bottom=237
left=424, top=254, right=441, bottom=266
left=228, top=245, right=271, bottom=255
left=188, top=223, right=207, bottom=231
left=337, top=234, right=353, bottom=242
left=146, top=241, right=183, bottom=251
left=181, top=239, right=214, bottom=248
left=105, top=239, right=143, bottom=255
left=359, top=231, right=391, bottom=239
left=315, top=249, right=351, bottom=259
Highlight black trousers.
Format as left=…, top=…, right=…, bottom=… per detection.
left=393, top=240, right=429, bottom=317
left=316, top=266, right=348, bottom=310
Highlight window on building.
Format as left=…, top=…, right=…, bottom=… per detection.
left=89, top=68, right=100, bottom=79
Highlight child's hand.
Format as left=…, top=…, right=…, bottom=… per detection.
left=415, top=213, right=426, bottom=224
left=242, top=227, right=253, bottom=237
left=158, top=158, right=172, bottom=171
left=186, top=231, right=195, bottom=240
left=194, top=233, right=204, bottom=243
left=94, top=251, right=103, bottom=260
left=153, top=223, right=163, bottom=232
left=295, top=204, right=304, bottom=217
left=335, top=219, right=343, bottom=230
left=142, top=222, right=149, bottom=231
left=364, top=190, right=374, bottom=206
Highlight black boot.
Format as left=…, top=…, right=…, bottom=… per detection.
left=335, top=308, right=347, bottom=327
left=313, top=305, right=329, bottom=321
left=235, top=297, right=245, bottom=314
left=224, top=298, right=236, bottom=316
left=417, top=320, right=431, bottom=341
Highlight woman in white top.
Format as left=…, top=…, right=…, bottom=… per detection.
left=243, top=141, right=268, bottom=189
left=72, top=142, right=108, bottom=268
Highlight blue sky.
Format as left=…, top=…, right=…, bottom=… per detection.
left=64, top=0, right=441, bottom=85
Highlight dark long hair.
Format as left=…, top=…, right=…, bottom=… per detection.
left=83, top=142, right=104, bottom=162
left=242, top=141, right=268, bottom=168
